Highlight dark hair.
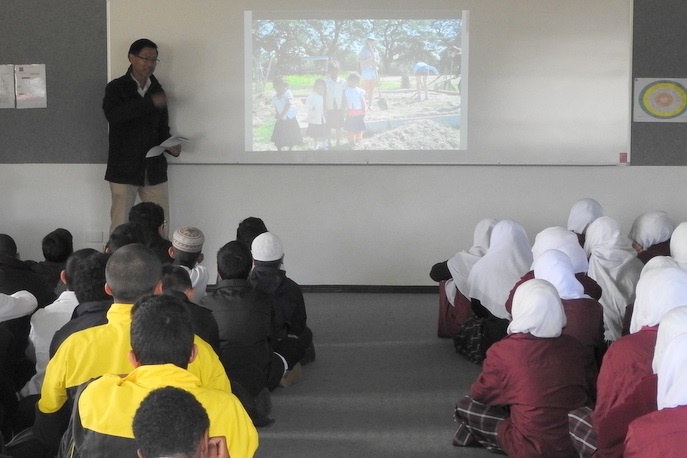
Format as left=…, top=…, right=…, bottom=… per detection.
left=171, top=248, right=200, bottom=269
left=63, top=248, right=98, bottom=290
left=160, top=264, right=192, bottom=293
left=41, top=228, right=73, bottom=263
left=130, top=294, right=194, bottom=368
left=348, top=72, right=361, bottom=82
left=253, top=259, right=282, bottom=269
left=273, top=76, right=287, bottom=88
left=133, top=386, right=209, bottom=458
left=128, top=38, right=158, bottom=56
left=72, top=251, right=111, bottom=303
left=105, top=244, right=161, bottom=303
left=236, top=217, right=267, bottom=248
left=217, top=241, right=252, bottom=280
left=0, top=234, right=17, bottom=257
left=129, top=202, right=165, bottom=235
left=107, top=222, right=146, bottom=252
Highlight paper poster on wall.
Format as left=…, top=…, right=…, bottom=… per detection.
left=15, top=64, right=47, bottom=109
left=634, top=78, right=687, bottom=123
left=0, top=64, right=15, bottom=109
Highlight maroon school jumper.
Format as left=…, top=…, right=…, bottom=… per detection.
left=504, top=270, right=602, bottom=314
left=596, top=374, right=656, bottom=458
left=624, top=405, right=687, bottom=458
left=561, top=297, right=605, bottom=370
left=591, top=326, right=658, bottom=436
left=471, top=333, right=592, bottom=458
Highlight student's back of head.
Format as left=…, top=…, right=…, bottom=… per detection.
left=251, top=232, right=284, bottom=268
left=107, top=222, right=146, bottom=252
left=130, top=294, right=194, bottom=368
left=129, top=202, right=165, bottom=235
left=62, top=248, right=98, bottom=292
left=160, top=264, right=192, bottom=294
left=42, top=228, right=73, bottom=263
left=170, top=227, right=205, bottom=269
left=0, top=234, right=17, bottom=258
left=72, top=251, right=111, bottom=303
left=133, top=386, right=210, bottom=458
left=217, top=241, right=252, bottom=280
left=236, top=217, right=268, bottom=249
left=105, top=244, right=161, bottom=303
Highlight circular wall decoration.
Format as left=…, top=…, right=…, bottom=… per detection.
left=639, top=80, right=687, bottom=119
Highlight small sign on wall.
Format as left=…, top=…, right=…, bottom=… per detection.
left=634, top=78, right=687, bottom=122
left=15, top=64, right=47, bottom=109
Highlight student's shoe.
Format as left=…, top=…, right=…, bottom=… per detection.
left=279, top=363, right=303, bottom=387
left=300, top=343, right=316, bottom=365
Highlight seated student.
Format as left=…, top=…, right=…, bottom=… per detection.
left=585, top=216, right=643, bottom=342
left=169, top=226, right=209, bottom=303
left=133, top=386, right=230, bottom=458
left=160, top=264, right=220, bottom=353
left=236, top=217, right=268, bottom=249
left=49, top=252, right=113, bottom=356
left=625, top=331, right=687, bottom=457
left=32, top=244, right=229, bottom=453
left=628, top=211, right=676, bottom=264
left=567, top=197, right=604, bottom=247
left=504, top=226, right=602, bottom=315
left=25, top=228, right=73, bottom=295
left=533, top=249, right=605, bottom=370
left=568, top=264, right=687, bottom=458
left=21, top=249, right=97, bottom=398
left=201, top=242, right=291, bottom=422
left=594, top=306, right=687, bottom=458
left=250, top=232, right=315, bottom=366
left=0, top=234, right=56, bottom=308
left=453, top=220, right=532, bottom=363
left=669, top=221, right=687, bottom=270
left=105, top=222, right=146, bottom=253
left=453, top=279, right=593, bottom=458
left=129, top=202, right=173, bottom=263
left=62, top=295, right=257, bottom=457
left=431, top=219, right=498, bottom=337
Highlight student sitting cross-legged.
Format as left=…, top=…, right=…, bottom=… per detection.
left=60, top=294, right=257, bottom=457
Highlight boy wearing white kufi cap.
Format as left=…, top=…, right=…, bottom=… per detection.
left=168, top=226, right=209, bottom=303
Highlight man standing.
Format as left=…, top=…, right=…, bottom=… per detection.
left=103, top=38, right=181, bottom=233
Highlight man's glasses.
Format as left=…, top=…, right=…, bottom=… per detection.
left=136, top=55, right=160, bottom=64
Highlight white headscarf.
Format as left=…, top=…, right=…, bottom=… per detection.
left=670, top=222, right=687, bottom=270
left=628, top=211, right=676, bottom=250
left=445, top=218, right=498, bottom=300
left=533, top=249, right=586, bottom=300
left=531, top=226, right=589, bottom=273
left=508, top=279, right=567, bottom=338
left=656, top=332, right=687, bottom=410
left=467, top=220, right=533, bottom=319
left=567, top=198, right=603, bottom=235
left=629, top=265, right=687, bottom=334
left=585, top=216, right=643, bottom=341
left=652, top=305, right=687, bottom=375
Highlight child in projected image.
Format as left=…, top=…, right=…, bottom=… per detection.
left=324, top=61, right=346, bottom=148
left=270, top=76, right=303, bottom=151
left=305, top=79, right=328, bottom=150
left=343, top=72, right=366, bottom=147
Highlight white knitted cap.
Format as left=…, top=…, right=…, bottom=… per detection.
left=251, top=232, right=284, bottom=261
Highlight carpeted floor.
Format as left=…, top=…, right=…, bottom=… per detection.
left=255, top=292, right=495, bottom=457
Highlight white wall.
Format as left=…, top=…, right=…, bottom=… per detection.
left=3, top=164, right=685, bottom=285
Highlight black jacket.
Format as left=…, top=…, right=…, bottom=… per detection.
left=102, top=68, right=171, bottom=186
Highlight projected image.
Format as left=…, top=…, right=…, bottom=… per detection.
left=248, top=15, right=464, bottom=152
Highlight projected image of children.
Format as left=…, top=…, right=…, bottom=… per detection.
left=250, top=16, right=464, bottom=152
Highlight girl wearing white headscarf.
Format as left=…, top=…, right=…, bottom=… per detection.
left=567, top=198, right=604, bottom=246
left=669, top=221, right=687, bottom=270
left=454, top=279, right=592, bottom=458
left=591, top=265, right=687, bottom=449
left=466, top=220, right=532, bottom=320
left=628, top=211, right=675, bottom=264
left=533, top=249, right=604, bottom=367
left=625, top=331, right=687, bottom=456
left=444, top=218, right=498, bottom=305
left=584, top=216, right=643, bottom=341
